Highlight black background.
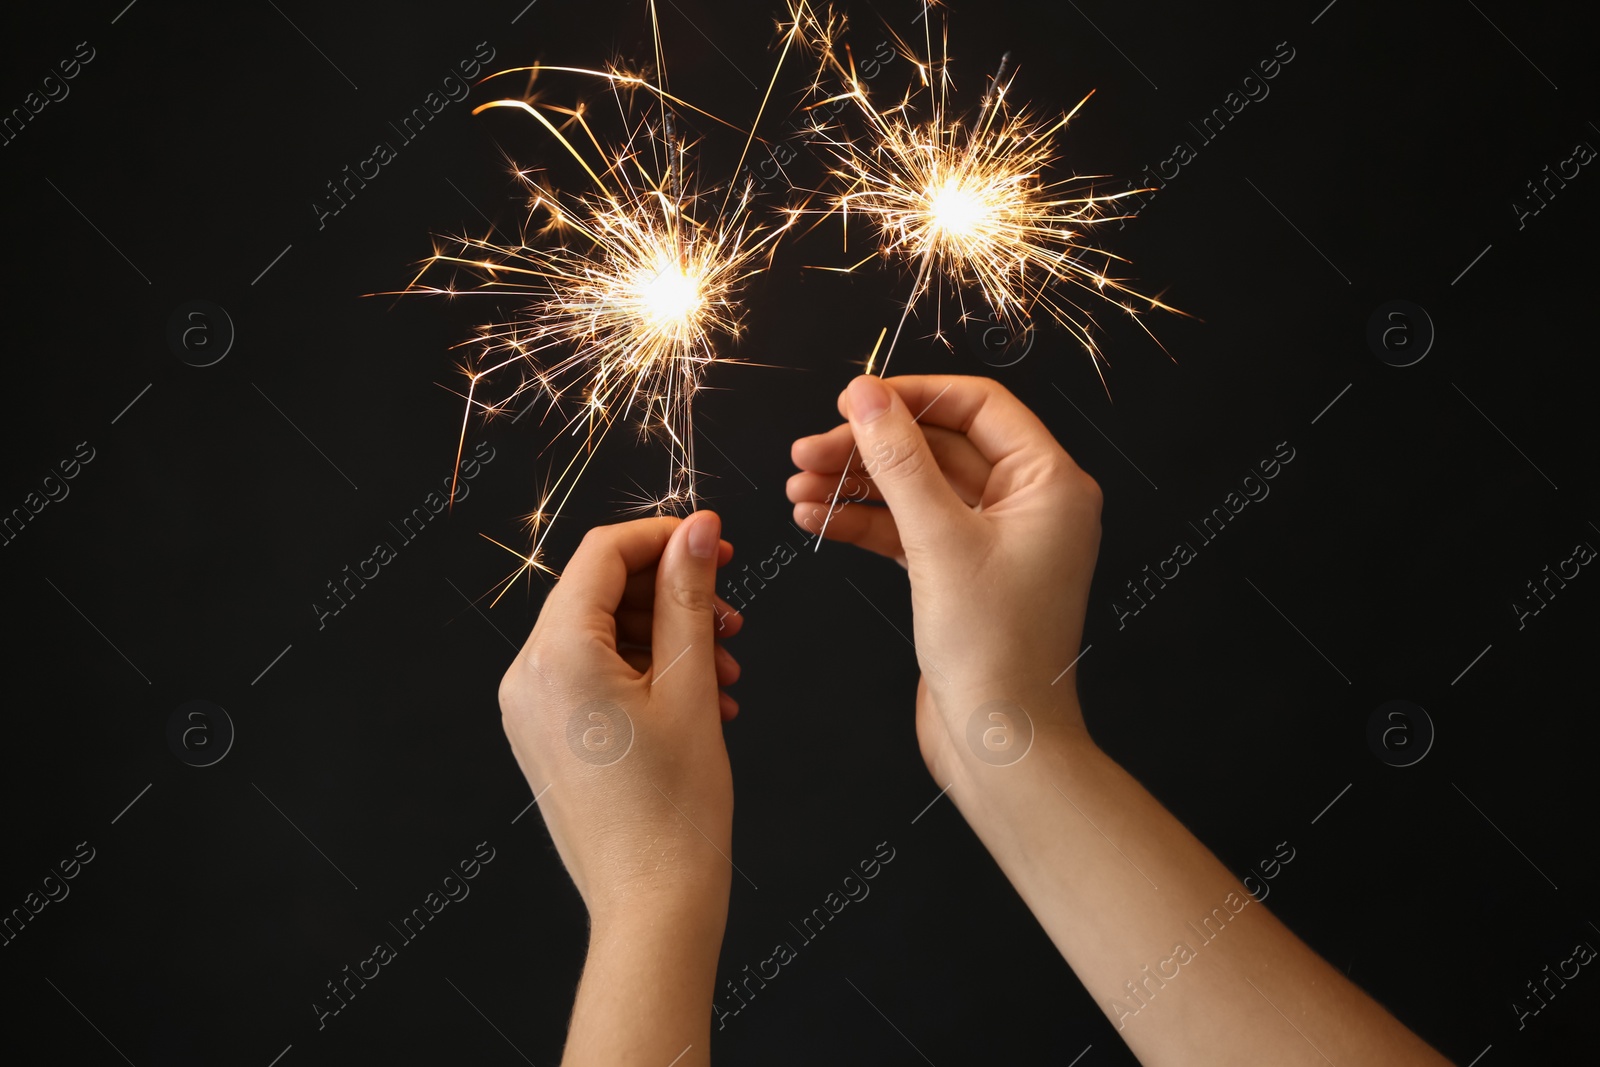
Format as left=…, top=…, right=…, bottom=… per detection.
left=3, top=0, right=1596, bottom=1063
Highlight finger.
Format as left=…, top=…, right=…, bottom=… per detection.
left=713, top=599, right=743, bottom=638
left=853, top=375, right=1070, bottom=468
left=787, top=465, right=884, bottom=506
left=796, top=421, right=987, bottom=475
left=787, top=470, right=883, bottom=505
left=713, top=597, right=744, bottom=637
left=923, top=426, right=997, bottom=506
left=617, top=538, right=739, bottom=643
left=795, top=422, right=994, bottom=509
left=619, top=594, right=745, bottom=647
left=789, top=423, right=995, bottom=508
left=792, top=421, right=865, bottom=473
left=537, top=517, right=679, bottom=644
left=618, top=538, right=733, bottom=608
left=792, top=499, right=905, bottom=561
left=649, top=510, right=723, bottom=707
left=620, top=649, right=651, bottom=674
left=718, top=690, right=739, bottom=722
left=839, top=375, right=970, bottom=553
left=714, top=642, right=741, bottom=688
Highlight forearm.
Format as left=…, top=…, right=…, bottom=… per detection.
left=562, top=893, right=728, bottom=1067
left=951, top=709, right=1447, bottom=1066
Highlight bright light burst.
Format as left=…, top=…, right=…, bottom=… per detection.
left=390, top=0, right=1185, bottom=589
left=395, top=9, right=804, bottom=596
left=791, top=2, right=1187, bottom=383
left=779, top=2, right=1186, bottom=545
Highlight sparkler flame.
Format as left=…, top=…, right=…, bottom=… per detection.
left=390, top=0, right=1185, bottom=593
left=393, top=12, right=803, bottom=598
left=792, top=2, right=1187, bottom=379
left=785, top=2, right=1188, bottom=543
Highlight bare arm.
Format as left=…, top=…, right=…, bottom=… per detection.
left=952, top=719, right=1443, bottom=1064
left=562, top=893, right=728, bottom=1067
left=497, top=513, right=745, bottom=1067
left=789, top=373, right=1448, bottom=1066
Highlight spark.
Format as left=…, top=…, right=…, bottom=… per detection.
left=798, top=4, right=1186, bottom=369
left=786, top=2, right=1188, bottom=541
left=390, top=6, right=804, bottom=599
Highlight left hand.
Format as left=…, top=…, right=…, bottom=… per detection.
left=498, top=512, right=746, bottom=928
left=785, top=376, right=1102, bottom=789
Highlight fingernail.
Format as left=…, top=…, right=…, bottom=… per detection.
left=847, top=375, right=891, bottom=422
left=687, top=511, right=720, bottom=559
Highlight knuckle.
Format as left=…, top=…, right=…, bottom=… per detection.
left=497, top=677, right=526, bottom=742
left=499, top=642, right=555, bottom=713
left=1037, top=452, right=1103, bottom=516
left=971, top=374, right=1016, bottom=409
left=976, top=374, right=1011, bottom=399
left=668, top=578, right=717, bottom=616
left=1079, top=470, right=1105, bottom=513
left=497, top=661, right=529, bottom=717
left=867, top=434, right=930, bottom=481
left=1037, top=449, right=1075, bottom=485
left=795, top=504, right=826, bottom=534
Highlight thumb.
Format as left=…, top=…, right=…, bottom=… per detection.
left=844, top=375, right=968, bottom=551
left=649, top=510, right=722, bottom=705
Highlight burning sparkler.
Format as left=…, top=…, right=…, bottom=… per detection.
left=393, top=0, right=1180, bottom=588
left=395, top=5, right=806, bottom=596
left=785, top=2, right=1187, bottom=540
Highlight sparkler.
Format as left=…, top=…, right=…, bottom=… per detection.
left=788, top=2, right=1187, bottom=542
left=393, top=0, right=1181, bottom=590
left=395, top=5, right=805, bottom=597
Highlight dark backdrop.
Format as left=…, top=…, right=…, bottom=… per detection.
left=3, top=1, right=1595, bottom=1064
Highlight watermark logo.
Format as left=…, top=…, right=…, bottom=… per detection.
left=566, top=699, right=633, bottom=766
left=966, top=310, right=1035, bottom=367
left=167, top=301, right=235, bottom=367
left=1367, top=699, right=1433, bottom=768
left=965, top=699, right=1034, bottom=766
left=166, top=699, right=235, bottom=767
left=1366, top=300, right=1433, bottom=367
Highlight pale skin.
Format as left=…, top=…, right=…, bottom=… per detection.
left=498, top=374, right=1452, bottom=1065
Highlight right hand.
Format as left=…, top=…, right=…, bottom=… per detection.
left=786, top=374, right=1104, bottom=786
left=497, top=514, right=744, bottom=930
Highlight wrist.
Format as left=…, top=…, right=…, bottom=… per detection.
left=588, top=877, right=730, bottom=964
left=566, top=882, right=728, bottom=1067
left=933, top=681, right=1090, bottom=768
left=943, top=707, right=1102, bottom=838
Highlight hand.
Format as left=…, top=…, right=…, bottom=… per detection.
left=791, top=378, right=1453, bottom=1067
left=498, top=512, right=745, bottom=929
left=787, top=375, right=1102, bottom=786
